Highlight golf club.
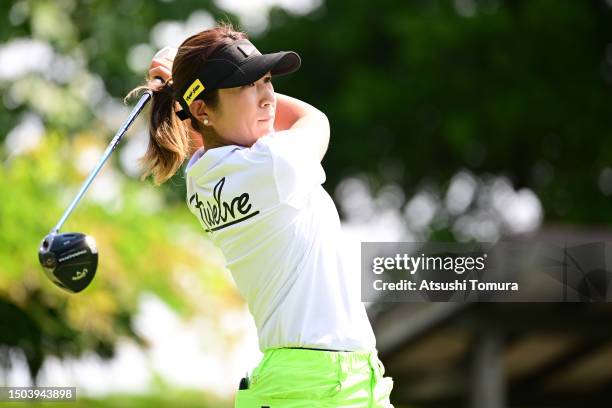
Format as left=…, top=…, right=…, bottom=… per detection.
left=37, top=82, right=161, bottom=293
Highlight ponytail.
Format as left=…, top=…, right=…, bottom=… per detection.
left=124, top=22, right=247, bottom=186
left=125, top=80, right=192, bottom=186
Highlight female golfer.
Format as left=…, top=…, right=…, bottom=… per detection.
left=135, top=23, right=394, bottom=407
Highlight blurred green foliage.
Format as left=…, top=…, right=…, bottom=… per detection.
left=0, top=1, right=246, bottom=388
left=1, top=0, right=612, bottom=395
left=0, top=131, right=239, bottom=382
left=256, top=0, right=612, bottom=223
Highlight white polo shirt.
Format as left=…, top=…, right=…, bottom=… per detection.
left=185, top=129, right=376, bottom=352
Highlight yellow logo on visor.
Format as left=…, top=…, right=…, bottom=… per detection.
left=183, top=79, right=205, bottom=106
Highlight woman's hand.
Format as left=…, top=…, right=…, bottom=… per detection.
left=147, top=46, right=177, bottom=90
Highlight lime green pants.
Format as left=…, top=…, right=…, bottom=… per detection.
left=234, top=348, right=394, bottom=407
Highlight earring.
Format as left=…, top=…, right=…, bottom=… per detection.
left=203, top=118, right=209, bottom=126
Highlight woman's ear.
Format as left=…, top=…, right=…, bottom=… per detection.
left=189, top=100, right=209, bottom=124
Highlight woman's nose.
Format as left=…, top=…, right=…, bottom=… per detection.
left=261, top=99, right=272, bottom=108
left=259, top=86, right=274, bottom=108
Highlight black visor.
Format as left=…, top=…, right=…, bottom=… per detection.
left=175, top=39, right=301, bottom=120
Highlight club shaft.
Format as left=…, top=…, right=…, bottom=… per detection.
left=52, top=90, right=153, bottom=234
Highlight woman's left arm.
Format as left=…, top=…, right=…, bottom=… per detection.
left=273, top=93, right=299, bottom=132
left=273, top=92, right=330, bottom=162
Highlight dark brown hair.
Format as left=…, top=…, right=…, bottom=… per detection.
left=125, top=22, right=247, bottom=185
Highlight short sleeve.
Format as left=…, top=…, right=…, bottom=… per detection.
left=260, top=129, right=326, bottom=208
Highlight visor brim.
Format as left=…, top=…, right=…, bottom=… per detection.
left=216, top=51, right=301, bottom=89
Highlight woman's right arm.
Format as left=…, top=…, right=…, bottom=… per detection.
left=274, top=93, right=330, bottom=162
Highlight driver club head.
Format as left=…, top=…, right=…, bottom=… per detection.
left=38, top=232, right=98, bottom=293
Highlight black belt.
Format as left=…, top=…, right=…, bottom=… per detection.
left=285, top=346, right=351, bottom=352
